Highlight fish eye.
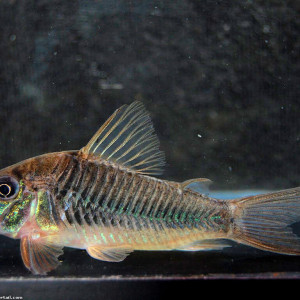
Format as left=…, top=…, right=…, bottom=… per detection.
left=0, top=176, right=19, bottom=200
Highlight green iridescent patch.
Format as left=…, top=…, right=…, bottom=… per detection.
left=0, top=200, right=10, bottom=215
left=36, top=191, right=59, bottom=232
left=1, top=195, right=33, bottom=234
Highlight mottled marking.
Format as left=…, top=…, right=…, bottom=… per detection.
left=160, top=185, right=175, bottom=221
left=142, top=179, right=159, bottom=217
left=121, top=174, right=139, bottom=214
left=81, top=163, right=99, bottom=201
left=138, top=178, right=156, bottom=217
left=151, top=182, right=169, bottom=219
left=50, top=155, right=65, bottom=176
left=74, top=210, right=82, bottom=225
left=127, top=177, right=146, bottom=216
left=97, top=165, right=118, bottom=209
left=55, top=155, right=72, bottom=184
left=108, top=172, right=127, bottom=212
left=89, top=166, right=110, bottom=210
left=64, top=209, right=73, bottom=225
left=58, top=157, right=79, bottom=192
left=132, top=178, right=150, bottom=216
left=48, top=192, right=61, bottom=227
left=114, top=172, right=134, bottom=213
left=167, top=187, right=183, bottom=222
left=147, top=183, right=162, bottom=219
left=101, top=167, right=122, bottom=209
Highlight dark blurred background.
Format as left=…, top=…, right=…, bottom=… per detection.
left=0, top=0, right=299, bottom=190
left=0, top=1, right=299, bottom=291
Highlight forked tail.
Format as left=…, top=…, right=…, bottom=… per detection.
left=230, top=187, right=300, bottom=255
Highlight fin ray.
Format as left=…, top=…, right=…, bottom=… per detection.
left=231, top=187, right=300, bottom=255
left=81, top=101, right=165, bottom=175
left=86, top=246, right=133, bottom=262
left=20, top=235, right=63, bottom=275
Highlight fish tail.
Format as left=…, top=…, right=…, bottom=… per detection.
left=229, top=187, right=300, bottom=255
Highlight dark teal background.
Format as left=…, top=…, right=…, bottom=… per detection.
left=0, top=0, right=299, bottom=292
left=0, top=0, right=299, bottom=190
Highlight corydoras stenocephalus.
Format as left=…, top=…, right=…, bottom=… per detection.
left=0, top=101, right=299, bottom=275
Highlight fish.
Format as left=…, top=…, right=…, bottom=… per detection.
left=0, top=101, right=299, bottom=275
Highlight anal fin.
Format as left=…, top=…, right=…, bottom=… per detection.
left=177, top=239, right=231, bottom=251
left=87, top=246, right=133, bottom=262
left=20, top=235, right=64, bottom=275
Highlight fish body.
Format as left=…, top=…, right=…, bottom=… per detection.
left=2, top=151, right=230, bottom=249
left=0, top=101, right=299, bottom=275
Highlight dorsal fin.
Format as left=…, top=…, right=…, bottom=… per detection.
left=81, top=101, right=165, bottom=175
left=181, top=178, right=212, bottom=194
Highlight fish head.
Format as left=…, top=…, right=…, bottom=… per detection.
left=0, top=164, right=36, bottom=238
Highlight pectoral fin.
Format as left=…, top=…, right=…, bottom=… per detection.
left=20, top=235, right=63, bottom=275
left=87, top=246, right=133, bottom=262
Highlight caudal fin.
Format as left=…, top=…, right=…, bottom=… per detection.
left=230, top=187, right=300, bottom=255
